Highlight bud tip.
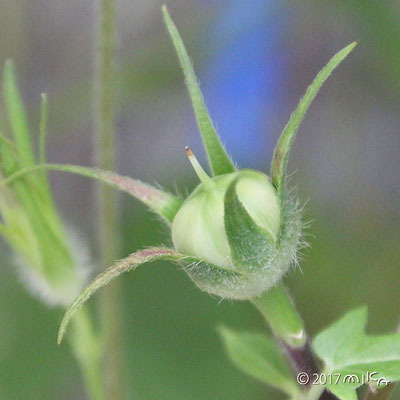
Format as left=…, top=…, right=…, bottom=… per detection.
left=184, top=146, right=214, bottom=189
left=185, top=146, right=193, bottom=157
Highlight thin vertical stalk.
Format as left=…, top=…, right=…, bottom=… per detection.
left=69, top=309, right=105, bottom=400
left=95, top=0, right=125, bottom=399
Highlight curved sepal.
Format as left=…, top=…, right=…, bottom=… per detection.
left=270, top=42, right=357, bottom=202
left=2, top=163, right=183, bottom=223
left=162, top=5, right=235, bottom=176
left=58, top=247, right=185, bottom=344
left=224, top=177, right=275, bottom=273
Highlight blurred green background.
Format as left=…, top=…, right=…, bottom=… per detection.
left=0, top=1, right=399, bottom=399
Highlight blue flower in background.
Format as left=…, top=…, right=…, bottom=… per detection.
left=197, top=1, right=287, bottom=166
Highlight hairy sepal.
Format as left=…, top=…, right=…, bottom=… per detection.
left=270, top=42, right=357, bottom=204
left=162, top=5, right=235, bottom=176
left=277, top=184, right=305, bottom=267
left=223, top=178, right=302, bottom=297
left=180, top=256, right=248, bottom=300
left=224, top=177, right=276, bottom=272
left=2, top=163, right=183, bottom=223
left=57, top=244, right=254, bottom=344
left=58, top=247, right=185, bottom=344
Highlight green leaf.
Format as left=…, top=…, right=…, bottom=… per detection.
left=58, top=247, right=185, bottom=344
left=313, top=307, right=368, bottom=368
left=3, top=60, right=35, bottom=169
left=2, top=65, right=64, bottom=239
left=2, top=163, right=183, bottom=223
left=312, top=307, right=400, bottom=399
left=270, top=42, right=357, bottom=202
left=162, top=5, right=235, bottom=176
left=223, top=176, right=275, bottom=273
left=0, top=134, right=19, bottom=176
left=0, top=137, right=69, bottom=265
left=218, top=326, right=299, bottom=396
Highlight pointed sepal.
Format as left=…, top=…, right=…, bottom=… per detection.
left=58, top=247, right=185, bottom=344
left=2, top=163, right=183, bottom=223
left=224, top=177, right=276, bottom=273
left=3, top=60, right=35, bottom=169
left=162, top=5, right=235, bottom=176
left=270, top=42, right=357, bottom=202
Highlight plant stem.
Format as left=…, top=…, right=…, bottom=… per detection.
left=251, top=285, right=318, bottom=376
left=95, top=0, right=125, bottom=399
left=69, top=308, right=105, bottom=400
left=363, top=385, right=395, bottom=400
left=252, top=285, right=306, bottom=348
left=251, top=286, right=339, bottom=400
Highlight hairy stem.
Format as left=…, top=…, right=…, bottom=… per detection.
left=95, top=0, right=125, bottom=398
left=252, top=286, right=306, bottom=348
left=69, top=308, right=105, bottom=400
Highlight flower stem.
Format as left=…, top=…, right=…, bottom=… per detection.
left=252, top=287, right=339, bottom=400
left=69, top=308, right=105, bottom=400
left=251, top=285, right=306, bottom=348
left=251, top=285, right=318, bottom=381
left=95, top=0, right=125, bottom=399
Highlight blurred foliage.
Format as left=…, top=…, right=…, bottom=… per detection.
left=0, top=1, right=399, bottom=399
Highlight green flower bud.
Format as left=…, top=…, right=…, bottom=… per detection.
left=54, top=13, right=356, bottom=340
left=171, top=148, right=302, bottom=300
left=172, top=149, right=280, bottom=269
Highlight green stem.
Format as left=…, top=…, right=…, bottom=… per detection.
left=95, top=0, right=125, bottom=399
left=251, top=284, right=323, bottom=395
left=251, top=285, right=306, bottom=348
left=69, top=308, right=105, bottom=400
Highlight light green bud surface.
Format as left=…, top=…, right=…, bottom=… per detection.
left=172, top=170, right=280, bottom=270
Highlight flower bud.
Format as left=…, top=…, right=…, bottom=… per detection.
left=170, top=148, right=300, bottom=299
left=172, top=163, right=280, bottom=269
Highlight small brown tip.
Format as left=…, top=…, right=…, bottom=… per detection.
left=185, top=146, right=193, bottom=157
